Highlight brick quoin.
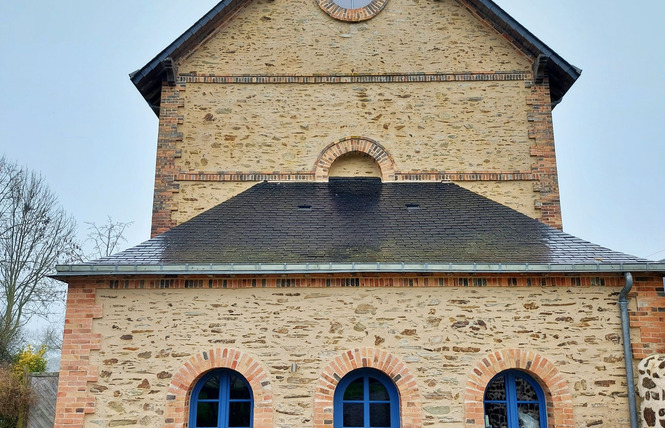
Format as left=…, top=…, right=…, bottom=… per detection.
left=165, top=348, right=274, bottom=428
left=313, top=347, right=423, bottom=428
left=54, top=282, right=103, bottom=428
left=151, top=82, right=184, bottom=237
left=464, top=349, right=574, bottom=428
left=630, top=277, right=665, bottom=359
left=526, top=77, right=562, bottom=229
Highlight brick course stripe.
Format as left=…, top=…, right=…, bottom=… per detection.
left=175, top=170, right=539, bottom=182
left=179, top=72, right=529, bottom=85
left=464, top=349, right=574, bottom=428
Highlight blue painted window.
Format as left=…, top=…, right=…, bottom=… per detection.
left=189, top=369, right=253, bottom=428
left=334, top=368, right=400, bottom=428
left=483, top=370, right=546, bottom=428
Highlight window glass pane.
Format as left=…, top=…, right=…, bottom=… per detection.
left=517, top=403, right=541, bottom=428
left=196, top=402, right=219, bottom=427
left=344, top=378, right=364, bottom=401
left=229, top=373, right=251, bottom=399
left=333, top=0, right=373, bottom=8
left=368, top=378, right=389, bottom=401
left=199, top=376, right=220, bottom=400
left=484, top=376, right=506, bottom=401
left=228, top=401, right=251, bottom=427
left=484, top=403, right=508, bottom=428
left=343, top=403, right=364, bottom=427
left=515, top=377, right=538, bottom=402
left=369, top=403, right=391, bottom=427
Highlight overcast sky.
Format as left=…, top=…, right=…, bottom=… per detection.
left=1, top=0, right=664, bottom=261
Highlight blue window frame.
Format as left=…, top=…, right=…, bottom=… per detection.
left=189, top=369, right=253, bottom=428
left=483, top=370, right=546, bottom=428
left=334, top=368, right=400, bottom=428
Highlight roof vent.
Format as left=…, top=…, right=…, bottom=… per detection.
left=406, top=204, right=420, bottom=211
left=298, top=205, right=312, bottom=212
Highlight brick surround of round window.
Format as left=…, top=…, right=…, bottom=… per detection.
left=317, top=0, right=390, bottom=22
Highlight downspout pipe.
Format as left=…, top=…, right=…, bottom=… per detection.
left=620, top=272, right=638, bottom=428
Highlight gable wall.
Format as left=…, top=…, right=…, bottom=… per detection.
left=150, top=0, right=561, bottom=235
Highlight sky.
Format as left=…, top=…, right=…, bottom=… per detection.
left=0, top=0, right=664, bottom=265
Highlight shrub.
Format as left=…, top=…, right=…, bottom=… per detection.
left=0, top=364, right=33, bottom=428
left=13, top=345, right=47, bottom=378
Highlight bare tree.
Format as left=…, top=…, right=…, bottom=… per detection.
left=85, top=216, right=133, bottom=259
left=0, top=157, right=78, bottom=362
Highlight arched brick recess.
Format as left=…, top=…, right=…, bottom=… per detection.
left=313, top=347, right=423, bottom=428
left=164, top=348, right=273, bottom=428
left=314, top=137, right=396, bottom=181
left=464, top=349, right=574, bottom=428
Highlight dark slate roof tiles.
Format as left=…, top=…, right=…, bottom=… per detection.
left=87, top=179, right=647, bottom=266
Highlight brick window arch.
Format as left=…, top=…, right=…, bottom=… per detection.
left=165, top=348, right=273, bottom=428
left=464, top=349, right=574, bottom=428
left=314, top=137, right=396, bottom=181
left=314, top=347, right=423, bottom=428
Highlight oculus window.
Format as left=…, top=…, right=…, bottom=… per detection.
left=483, top=370, right=546, bottom=428
left=334, top=368, right=400, bottom=428
left=189, top=369, right=253, bottom=428
left=332, top=0, right=373, bottom=8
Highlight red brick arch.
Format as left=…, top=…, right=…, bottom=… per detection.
left=313, top=347, right=422, bottom=428
left=314, top=137, right=397, bottom=181
left=165, top=348, right=273, bottom=428
left=464, top=349, right=574, bottom=428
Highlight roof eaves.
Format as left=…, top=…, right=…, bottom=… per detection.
left=53, top=262, right=665, bottom=279
left=462, top=0, right=581, bottom=104
left=130, top=0, right=240, bottom=115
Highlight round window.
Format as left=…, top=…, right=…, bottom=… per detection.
left=332, top=0, right=373, bottom=8
left=317, top=0, right=390, bottom=22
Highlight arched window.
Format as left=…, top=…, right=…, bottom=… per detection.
left=483, top=370, right=546, bottom=428
left=189, top=369, right=253, bottom=428
left=334, top=368, right=400, bottom=428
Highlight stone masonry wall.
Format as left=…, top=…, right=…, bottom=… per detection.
left=53, top=274, right=651, bottom=427
left=177, top=0, right=532, bottom=76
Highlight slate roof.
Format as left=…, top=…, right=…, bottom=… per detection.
left=57, top=179, right=659, bottom=276
left=130, top=0, right=581, bottom=115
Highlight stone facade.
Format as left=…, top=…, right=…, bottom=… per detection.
left=149, top=0, right=561, bottom=236
left=53, top=0, right=665, bottom=427
left=54, top=274, right=665, bottom=427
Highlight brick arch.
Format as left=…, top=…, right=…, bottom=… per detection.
left=314, top=137, right=396, bottom=181
left=464, top=349, right=574, bottom=428
left=164, top=348, right=273, bottom=428
left=313, top=347, right=423, bottom=428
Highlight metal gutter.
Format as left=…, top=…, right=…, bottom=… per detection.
left=619, top=272, right=638, bottom=428
left=53, top=262, right=665, bottom=278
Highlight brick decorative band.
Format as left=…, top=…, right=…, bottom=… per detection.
left=179, top=72, right=530, bottom=85
left=165, top=348, right=274, bottom=428
left=102, top=275, right=621, bottom=289
left=175, top=171, right=538, bottom=182
left=313, top=347, right=422, bottom=427
left=395, top=171, right=539, bottom=181
left=464, top=349, right=574, bottom=428
left=176, top=172, right=315, bottom=182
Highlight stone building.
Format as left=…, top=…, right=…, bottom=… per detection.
left=53, top=0, right=665, bottom=427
